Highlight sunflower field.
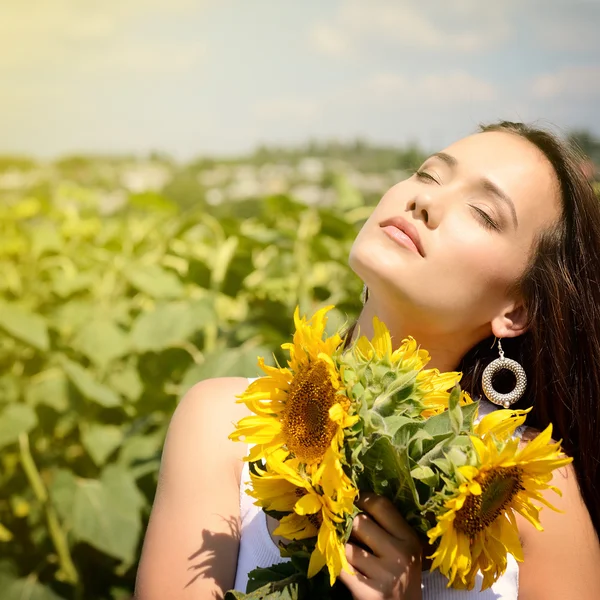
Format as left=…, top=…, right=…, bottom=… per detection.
left=0, top=156, right=379, bottom=599
left=0, top=150, right=598, bottom=599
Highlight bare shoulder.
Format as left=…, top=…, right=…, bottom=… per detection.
left=162, top=376, right=252, bottom=486
left=517, top=428, right=600, bottom=599
left=135, top=376, right=252, bottom=600
left=175, top=375, right=251, bottom=424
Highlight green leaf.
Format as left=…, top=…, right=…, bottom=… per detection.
left=0, top=374, right=20, bottom=404
left=406, top=429, right=434, bottom=459
left=51, top=271, right=97, bottom=298
left=0, top=262, right=22, bottom=296
left=60, top=358, right=121, bottom=407
left=29, top=223, right=62, bottom=257
left=360, top=436, right=421, bottom=509
left=461, top=400, right=480, bottom=431
left=0, top=404, right=38, bottom=450
left=380, top=415, right=416, bottom=437
left=415, top=433, right=455, bottom=466
left=180, top=345, right=271, bottom=392
left=130, top=300, right=214, bottom=352
left=448, top=386, right=463, bottom=435
left=0, top=302, right=49, bottom=351
left=422, top=401, right=478, bottom=437
left=211, top=236, right=239, bottom=291
left=50, top=465, right=144, bottom=564
left=124, top=264, right=184, bottom=298
left=410, top=466, right=437, bottom=487
left=25, top=370, right=70, bottom=412
left=129, top=192, right=178, bottom=213
left=71, top=318, right=129, bottom=368
left=81, top=424, right=123, bottom=466
left=0, top=560, right=65, bottom=600
left=392, top=421, right=422, bottom=448
left=0, top=522, right=13, bottom=541
left=50, top=300, right=96, bottom=336
left=332, top=174, right=363, bottom=211
left=225, top=571, right=305, bottom=599
left=117, top=432, right=162, bottom=478
left=246, top=562, right=302, bottom=593
left=107, top=364, right=143, bottom=402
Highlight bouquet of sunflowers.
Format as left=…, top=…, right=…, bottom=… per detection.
left=226, top=306, right=571, bottom=599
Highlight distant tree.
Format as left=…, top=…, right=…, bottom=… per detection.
left=0, top=156, right=37, bottom=172
left=161, top=169, right=207, bottom=210
left=568, top=130, right=600, bottom=165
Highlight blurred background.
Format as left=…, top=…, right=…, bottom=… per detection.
left=1, top=1, right=599, bottom=598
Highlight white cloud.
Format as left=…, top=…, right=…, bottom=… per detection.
left=531, top=66, right=600, bottom=99
left=366, top=71, right=497, bottom=104
left=0, top=1, right=212, bottom=72
left=309, top=23, right=349, bottom=58
left=83, top=40, right=207, bottom=74
left=308, top=0, right=511, bottom=57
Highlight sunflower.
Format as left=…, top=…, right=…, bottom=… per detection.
left=418, top=370, right=473, bottom=418
left=229, top=306, right=358, bottom=476
left=354, top=316, right=467, bottom=417
left=427, top=424, right=573, bottom=590
left=474, top=407, right=531, bottom=441
left=354, top=318, right=429, bottom=368
left=247, top=449, right=357, bottom=585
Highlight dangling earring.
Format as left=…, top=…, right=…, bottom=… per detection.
left=360, top=283, right=369, bottom=305
left=481, top=339, right=527, bottom=408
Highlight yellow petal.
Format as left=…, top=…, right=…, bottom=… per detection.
left=307, top=547, right=327, bottom=579
left=295, top=493, right=322, bottom=515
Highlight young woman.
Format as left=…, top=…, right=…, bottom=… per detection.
left=134, top=121, right=600, bottom=599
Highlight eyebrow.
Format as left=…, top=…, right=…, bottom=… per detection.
left=428, top=152, right=519, bottom=229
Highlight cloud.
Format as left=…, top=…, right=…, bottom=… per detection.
left=531, top=66, right=600, bottom=100
left=309, top=23, right=349, bottom=58
left=0, top=1, right=212, bottom=72
left=366, top=71, right=497, bottom=104
left=529, top=1, right=600, bottom=52
left=308, top=0, right=512, bottom=58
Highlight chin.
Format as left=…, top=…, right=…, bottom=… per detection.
left=349, top=231, right=411, bottom=289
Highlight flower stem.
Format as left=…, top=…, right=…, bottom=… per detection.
left=18, top=433, right=80, bottom=587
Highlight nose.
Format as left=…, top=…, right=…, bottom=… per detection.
left=407, top=192, right=440, bottom=227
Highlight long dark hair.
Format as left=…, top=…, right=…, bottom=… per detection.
left=344, top=121, right=600, bottom=540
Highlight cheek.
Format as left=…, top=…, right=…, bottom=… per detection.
left=436, top=225, right=525, bottom=298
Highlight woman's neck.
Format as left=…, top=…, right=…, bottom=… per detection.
left=353, top=300, right=487, bottom=373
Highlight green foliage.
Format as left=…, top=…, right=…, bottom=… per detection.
left=225, top=562, right=352, bottom=600
left=0, top=185, right=364, bottom=598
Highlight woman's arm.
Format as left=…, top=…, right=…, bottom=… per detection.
left=135, top=376, right=250, bottom=600
left=518, top=462, right=600, bottom=600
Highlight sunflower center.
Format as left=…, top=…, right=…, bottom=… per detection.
left=281, top=359, right=338, bottom=464
left=454, top=466, right=525, bottom=537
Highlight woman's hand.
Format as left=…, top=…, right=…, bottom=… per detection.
left=339, top=494, right=423, bottom=600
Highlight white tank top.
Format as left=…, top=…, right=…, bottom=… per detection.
left=234, top=378, right=520, bottom=598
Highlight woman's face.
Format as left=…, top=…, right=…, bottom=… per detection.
left=349, top=130, right=562, bottom=338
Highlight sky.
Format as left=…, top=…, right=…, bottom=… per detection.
left=1, top=0, right=599, bottom=159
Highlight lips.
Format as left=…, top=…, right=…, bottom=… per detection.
left=379, top=217, right=425, bottom=257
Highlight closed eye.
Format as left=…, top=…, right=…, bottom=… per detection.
left=415, top=170, right=439, bottom=184
left=470, top=206, right=500, bottom=231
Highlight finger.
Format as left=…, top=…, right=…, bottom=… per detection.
left=351, top=512, right=397, bottom=558
left=345, top=542, right=391, bottom=582
left=339, top=563, right=377, bottom=598
left=357, top=493, right=420, bottom=548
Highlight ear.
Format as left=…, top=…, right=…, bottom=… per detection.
left=490, top=301, right=528, bottom=339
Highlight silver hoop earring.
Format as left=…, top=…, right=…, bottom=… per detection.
left=481, top=339, right=527, bottom=408
left=360, top=283, right=369, bottom=305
